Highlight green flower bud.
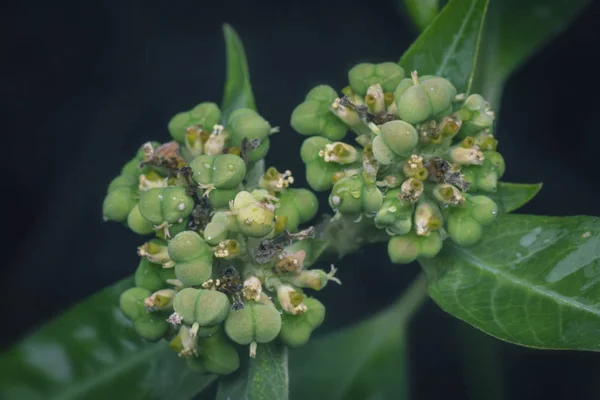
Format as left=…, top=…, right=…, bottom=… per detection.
left=102, top=187, right=138, bottom=222
left=483, top=151, right=505, bottom=178
left=373, top=120, right=419, bottom=164
left=276, top=189, right=318, bottom=232
left=374, top=189, right=414, bottom=235
left=168, top=231, right=213, bottom=286
left=348, top=62, right=405, bottom=96
left=232, top=191, right=276, bottom=238
left=133, top=315, right=169, bottom=342
left=155, top=217, right=189, bottom=240
left=187, top=332, right=240, bottom=375
left=120, top=287, right=151, bottom=321
left=225, top=301, right=282, bottom=350
left=300, top=136, right=346, bottom=192
left=419, top=231, right=443, bottom=258
left=207, top=186, right=240, bottom=209
left=134, top=258, right=175, bottom=292
left=279, top=298, right=325, bottom=348
left=467, top=195, right=498, bottom=226
left=291, top=85, right=347, bottom=141
left=144, top=289, right=176, bottom=312
left=190, top=154, right=246, bottom=190
left=173, top=288, right=230, bottom=326
left=127, top=204, right=155, bottom=235
left=226, top=108, right=273, bottom=162
left=395, top=72, right=456, bottom=124
left=138, top=187, right=194, bottom=230
left=387, top=234, right=421, bottom=264
left=108, top=174, right=137, bottom=192
left=447, top=210, right=482, bottom=247
left=203, top=212, right=233, bottom=245
left=168, top=103, right=221, bottom=143
left=121, top=158, right=142, bottom=177
left=329, top=175, right=383, bottom=216
left=457, top=94, right=494, bottom=136
left=318, top=142, right=360, bottom=165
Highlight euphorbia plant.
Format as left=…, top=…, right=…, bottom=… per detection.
left=0, top=0, right=595, bottom=399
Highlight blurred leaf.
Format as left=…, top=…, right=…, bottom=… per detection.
left=0, top=277, right=216, bottom=400
left=402, top=0, right=440, bottom=31
left=221, top=24, right=257, bottom=122
left=473, top=0, right=590, bottom=108
left=289, top=274, right=428, bottom=400
left=216, top=342, right=288, bottom=400
left=399, top=0, right=489, bottom=94
left=487, top=182, right=543, bottom=213
left=421, top=214, right=600, bottom=351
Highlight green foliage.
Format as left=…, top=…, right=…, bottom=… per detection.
left=421, top=214, right=600, bottom=350
left=0, top=278, right=216, bottom=400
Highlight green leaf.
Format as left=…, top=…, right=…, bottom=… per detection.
left=216, top=342, right=288, bottom=400
left=420, top=214, right=600, bottom=351
left=221, top=24, right=257, bottom=122
left=402, top=0, right=440, bottom=31
left=289, top=274, right=428, bottom=399
left=399, top=0, right=489, bottom=94
left=473, top=0, right=590, bottom=107
left=0, top=277, right=216, bottom=400
left=487, top=182, right=543, bottom=213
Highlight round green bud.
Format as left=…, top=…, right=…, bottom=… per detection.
left=371, top=135, right=396, bottom=165
left=362, top=183, right=384, bottom=215
left=419, top=77, right=457, bottom=115
left=374, top=190, right=414, bottom=235
left=306, top=162, right=340, bottom=192
left=168, top=112, right=192, bottom=143
left=468, top=196, right=498, bottom=226
left=388, top=235, right=420, bottom=264
left=190, top=333, right=240, bottom=375
left=168, top=231, right=210, bottom=262
left=169, top=231, right=213, bottom=286
left=245, top=137, right=270, bottom=164
left=329, top=176, right=364, bottom=214
left=395, top=82, right=432, bottom=125
left=208, top=187, right=240, bottom=209
left=225, top=302, right=282, bottom=345
left=196, top=325, right=220, bottom=338
left=195, top=290, right=230, bottom=326
left=447, top=213, right=482, bottom=247
left=127, top=204, right=155, bottom=235
left=291, top=85, right=347, bottom=141
left=161, top=187, right=195, bottom=223
left=191, top=154, right=246, bottom=190
left=108, top=174, right=137, bottom=192
left=279, top=298, right=325, bottom=348
left=133, top=315, right=169, bottom=342
left=173, top=288, right=199, bottom=324
left=233, top=191, right=275, bottom=238
left=189, top=102, right=221, bottom=130
left=476, top=169, right=498, bottom=193
left=379, top=120, right=419, bottom=157
left=348, top=62, right=405, bottom=96
left=419, top=232, right=443, bottom=258
left=227, top=108, right=271, bottom=143
left=138, top=187, right=194, bottom=225
left=291, top=188, right=319, bottom=222
left=483, top=151, right=505, bottom=178
left=120, top=287, right=151, bottom=321
left=134, top=259, right=164, bottom=292
left=203, top=212, right=231, bottom=245
left=301, top=136, right=330, bottom=164
left=103, top=187, right=138, bottom=222
left=121, top=158, right=142, bottom=177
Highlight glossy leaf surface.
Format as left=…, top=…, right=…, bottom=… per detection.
left=402, top=0, right=440, bottom=31
left=399, top=0, right=489, bottom=94
left=487, top=182, right=543, bottom=213
left=221, top=23, right=257, bottom=122
left=421, top=214, right=600, bottom=350
left=0, top=278, right=216, bottom=400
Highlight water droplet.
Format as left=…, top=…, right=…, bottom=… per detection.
left=350, top=190, right=360, bottom=199
left=203, top=163, right=211, bottom=169
left=388, top=206, right=397, bottom=213
left=227, top=164, right=234, bottom=171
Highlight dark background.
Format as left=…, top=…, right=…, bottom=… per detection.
left=1, top=0, right=599, bottom=399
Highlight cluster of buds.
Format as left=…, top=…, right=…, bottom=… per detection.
left=291, top=62, right=503, bottom=264
left=106, top=101, right=339, bottom=376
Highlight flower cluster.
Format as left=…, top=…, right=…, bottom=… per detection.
left=291, top=62, right=502, bottom=264
left=103, top=102, right=339, bottom=375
